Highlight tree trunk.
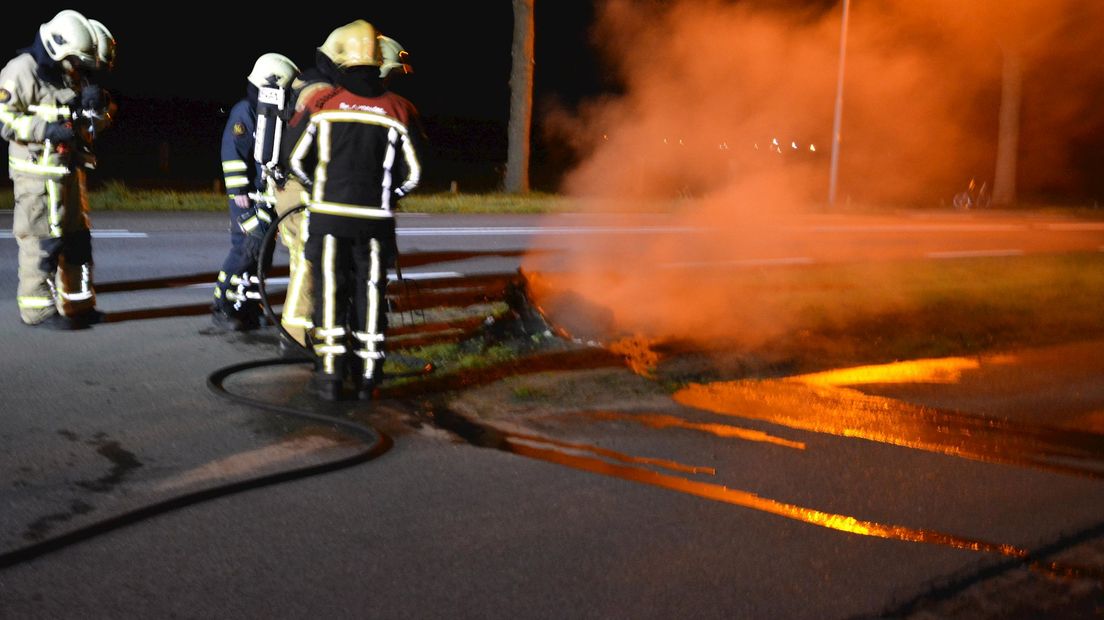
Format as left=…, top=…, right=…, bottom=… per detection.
left=992, top=49, right=1022, bottom=207
left=505, top=0, right=534, bottom=193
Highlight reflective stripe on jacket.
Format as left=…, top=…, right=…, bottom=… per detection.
left=289, top=86, right=421, bottom=234
left=0, top=53, right=78, bottom=177
left=221, top=98, right=259, bottom=195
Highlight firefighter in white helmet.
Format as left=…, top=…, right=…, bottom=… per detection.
left=378, top=35, right=413, bottom=84
left=0, top=10, right=110, bottom=329
left=82, top=19, right=118, bottom=136
left=288, top=20, right=423, bottom=401
left=88, top=19, right=116, bottom=73
left=210, top=52, right=299, bottom=331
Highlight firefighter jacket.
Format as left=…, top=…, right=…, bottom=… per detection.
left=0, top=52, right=81, bottom=179
left=221, top=97, right=260, bottom=196
left=289, top=85, right=421, bottom=236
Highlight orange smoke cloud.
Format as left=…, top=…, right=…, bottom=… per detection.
left=526, top=0, right=1104, bottom=347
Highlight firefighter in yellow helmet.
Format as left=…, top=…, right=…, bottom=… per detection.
left=0, top=10, right=110, bottom=329
left=288, top=20, right=423, bottom=400
left=273, top=25, right=416, bottom=361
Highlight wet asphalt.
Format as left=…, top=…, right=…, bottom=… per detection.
left=0, top=211, right=1102, bottom=618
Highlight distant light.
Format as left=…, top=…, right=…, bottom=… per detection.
left=791, top=141, right=798, bottom=149
left=809, top=144, right=817, bottom=152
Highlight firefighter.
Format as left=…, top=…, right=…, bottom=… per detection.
left=88, top=19, right=116, bottom=73
left=267, top=39, right=343, bottom=352
left=378, top=35, right=413, bottom=86
left=289, top=20, right=422, bottom=401
left=211, top=52, right=298, bottom=331
left=273, top=30, right=415, bottom=357
left=0, top=10, right=108, bottom=329
left=84, top=19, right=118, bottom=134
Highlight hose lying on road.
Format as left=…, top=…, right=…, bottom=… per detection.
left=0, top=363, right=388, bottom=570
left=0, top=211, right=390, bottom=570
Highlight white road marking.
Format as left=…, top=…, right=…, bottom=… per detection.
left=398, top=226, right=700, bottom=236
left=184, top=271, right=464, bottom=289
left=1044, top=222, right=1104, bottom=231
left=926, top=249, right=1024, bottom=259
left=802, top=224, right=1027, bottom=233
left=0, top=229, right=147, bottom=239
left=391, top=271, right=466, bottom=280
left=664, top=257, right=815, bottom=268
left=0, top=221, right=1094, bottom=241
left=401, top=222, right=1067, bottom=237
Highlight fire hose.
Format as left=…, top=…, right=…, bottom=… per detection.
left=0, top=205, right=391, bottom=570
left=253, top=202, right=437, bottom=375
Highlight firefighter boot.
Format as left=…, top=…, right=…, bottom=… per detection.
left=308, top=374, right=344, bottom=402
left=27, top=312, right=83, bottom=331
left=356, top=377, right=380, bottom=401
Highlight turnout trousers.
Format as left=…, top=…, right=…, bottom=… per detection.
left=212, top=197, right=262, bottom=319
left=12, top=169, right=95, bottom=324
left=274, top=178, right=313, bottom=346
left=306, top=229, right=396, bottom=385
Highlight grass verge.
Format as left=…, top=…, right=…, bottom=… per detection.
left=380, top=252, right=1104, bottom=388
left=652, top=252, right=1104, bottom=381
left=0, top=182, right=571, bottom=214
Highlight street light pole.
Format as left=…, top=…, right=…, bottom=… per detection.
left=828, top=0, right=851, bottom=207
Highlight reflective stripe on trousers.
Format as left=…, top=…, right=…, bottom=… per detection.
left=316, top=235, right=347, bottom=375
left=309, top=233, right=387, bottom=380
left=12, top=169, right=95, bottom=323
left=354, top=237, right=385, bottom=380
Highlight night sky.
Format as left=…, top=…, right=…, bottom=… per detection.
left=2, top=3, right=604, bottom=191
left=7, top=3, right=1103, bottom=200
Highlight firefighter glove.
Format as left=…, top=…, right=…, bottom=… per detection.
left=44, top=121, right=75, bottom=144
left=238, top=205, right=274, bottom=259
left=81, top=85, right=105, bottom=111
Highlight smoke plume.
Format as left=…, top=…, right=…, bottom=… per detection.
left=527, top=0, right=1104, bottom=348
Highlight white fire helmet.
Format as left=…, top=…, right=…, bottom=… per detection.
left=378, top=35, right=412, bottom=78
left=247, top=53, right=300, bottom=89
left=88, top=19, right=116, bottom=71
left=319, top=20, right=382, bottom=68
left=39, top=10, right=97, bottom=67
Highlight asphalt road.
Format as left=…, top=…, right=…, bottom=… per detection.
left=0, top=209, right=1103, bottom=618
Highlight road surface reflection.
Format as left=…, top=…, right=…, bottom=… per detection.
left=444, top=354, right=1104, bottom=580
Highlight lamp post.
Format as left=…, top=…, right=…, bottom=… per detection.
left=828, top=0, right=851, bottom=207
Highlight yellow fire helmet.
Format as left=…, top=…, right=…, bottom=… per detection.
left=378, top=35, right=412, bottom=78
left=319, top=20, right=382, bottom=68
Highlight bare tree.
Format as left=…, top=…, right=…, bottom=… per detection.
left=505, top=0, right=534, bottom=193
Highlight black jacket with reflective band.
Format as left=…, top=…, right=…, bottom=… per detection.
left=290, top=86, right=421, bottom=236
